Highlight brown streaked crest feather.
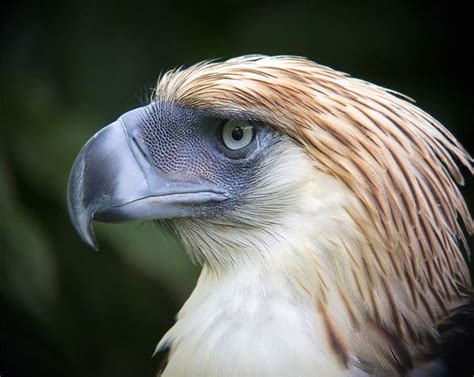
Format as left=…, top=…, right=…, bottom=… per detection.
left=155, top=55, right=473, bottom=373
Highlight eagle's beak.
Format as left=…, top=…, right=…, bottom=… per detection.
left=67, top=105, right=228, bottom=250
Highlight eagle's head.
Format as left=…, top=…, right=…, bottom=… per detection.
left=67, top=55, right=472, bottom=376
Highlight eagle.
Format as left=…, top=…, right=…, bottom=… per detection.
left=67, top=55, right=473, bottom=377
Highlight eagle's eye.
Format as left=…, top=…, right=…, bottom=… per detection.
left=221, top=120, right=255, bottom=150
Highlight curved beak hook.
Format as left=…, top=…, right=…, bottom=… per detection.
left=67, top=105, right=227, bottom=249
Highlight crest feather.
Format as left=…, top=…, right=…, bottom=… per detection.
left=155, top=56, right=472, bottom=369
left=156, top=55, right=472, bottom=283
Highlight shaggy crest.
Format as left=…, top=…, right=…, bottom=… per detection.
left=155, top=55, right=473, bottom=373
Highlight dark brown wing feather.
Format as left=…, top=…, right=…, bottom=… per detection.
left=155, top=345, right=170, bottom=377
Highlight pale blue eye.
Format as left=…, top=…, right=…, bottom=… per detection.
left=222, top=120, right=255, bottom=150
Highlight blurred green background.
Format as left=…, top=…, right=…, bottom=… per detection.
left=0, top=1, right=472, bottom=377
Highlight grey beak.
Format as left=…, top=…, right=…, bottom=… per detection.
left=67, top=105, right=228, bottom=250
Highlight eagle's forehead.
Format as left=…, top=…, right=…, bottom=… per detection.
left=154, top=55, right=344, bottom=114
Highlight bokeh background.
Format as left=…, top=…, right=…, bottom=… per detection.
left=0, top=1, right=472, bottom=377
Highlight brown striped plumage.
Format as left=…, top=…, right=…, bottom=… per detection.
left=154, top=55, right=472, bottom=375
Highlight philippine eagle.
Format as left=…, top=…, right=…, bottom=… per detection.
left=68, top=56, right=473, bottom=377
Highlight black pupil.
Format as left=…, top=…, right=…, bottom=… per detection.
left=231, top=126, right=244, bottom=141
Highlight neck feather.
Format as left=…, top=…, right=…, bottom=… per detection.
left=163, top=156, right=470, bottom=374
